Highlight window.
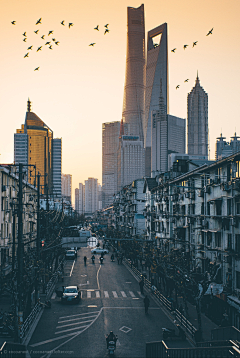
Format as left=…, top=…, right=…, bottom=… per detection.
left=207, top=202, right=210, bottom=215
left=216, top=200, right=222, bottom=215
left=216, top=232, right=221, bottom=247
left=228, top=234, right=232, bottom=250
left=236, top=234, right=240, bottom=253
left=227, top=199, right=232, bottom=216
left=201, top=202, right=204, bottom=215
left=236, top=271, right=240, bottom=289
left=207, top=232, right=212, bottom=246
left=236, top=201, right=240, bottom=215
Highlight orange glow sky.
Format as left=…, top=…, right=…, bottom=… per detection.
left=1, top=0, right=240, bottom=202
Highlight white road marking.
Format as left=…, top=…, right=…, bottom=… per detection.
left=87, top=291, right=91, bottom=298
left=51, top=292, right=56, bottom=300
left=30, top=331, right=83, bottom=347
left=69, top=260, right=75, bottom=277
left=57, top=319, right=94, bottom=329
left=55, top=324, right=89, bottom=335
left=137, top=291, right=144, bottom=297
left=104, top=291, right=109, bottom=298
left=58, top=315, right=98, bottom=324
left=97, top=266, right=101, bottom=290
left=112, top=291, right=118, bottom=298
left=121, top=291, right=127, bottom=297
left=129, top=291, right=135, bottom=298
left=59, top=311, right=99, bottom=320
left=96, top=291, right=100, bottom=298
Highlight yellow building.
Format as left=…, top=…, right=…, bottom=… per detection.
left=15, top=99, right=53, bottom=193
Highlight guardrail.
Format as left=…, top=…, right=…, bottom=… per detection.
left=123, top=257, right=197, bottom=340
left=20, top=259, right=64, bottom=342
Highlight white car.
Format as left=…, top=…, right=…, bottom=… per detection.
left=91, top=248, right=109, bottom=254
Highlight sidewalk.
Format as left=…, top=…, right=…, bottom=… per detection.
left=126, top=259, right=218, bottom=343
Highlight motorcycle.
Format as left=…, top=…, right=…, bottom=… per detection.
left=100, top=257, right=104, bottom=264
left=106, top=334, right=118, bottom=356
left=162, top=324, right=186, bottom=340
left=111, top=254, right=114, bottom=262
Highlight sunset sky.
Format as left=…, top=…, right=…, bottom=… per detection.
left=1, top=0, right=240, bottom=202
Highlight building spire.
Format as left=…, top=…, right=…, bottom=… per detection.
left=196, top=71, right=200, bottom=85
left=27, top=98, right=31, bottom=112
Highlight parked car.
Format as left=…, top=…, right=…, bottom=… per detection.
left=91, top=248, right=109, bottom=254
left=65, top=250, right=76, bottom=260
left=70, top=247, right=78, bottom=257
left=61, top=286, right=81, bottom=304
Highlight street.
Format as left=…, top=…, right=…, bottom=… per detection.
left=28, top=245, right=191, bottom=358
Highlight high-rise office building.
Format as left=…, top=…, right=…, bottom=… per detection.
left=79, top=183, right=85, bottom=215
left=215, top=133, right=240, bottom=160
left=145, top=23, right=168, bottom=176
left=75, top=188, right=79, bottom=213
left=122, top=4, right=145, bottom=141
left=52, top=138, right=62, bottom=198
left=117, top=135, right=145, bottom=192
left=85, top=178, right=98, bottom=214
left=62, top=174, right=72, bottom=203
left=15, top=99, right=53, bottom=193
left=187, top=74, right=208, bottom=157
left=102, top=121, right=120, bottom=208
left=151, top=94, right=185, bottom=176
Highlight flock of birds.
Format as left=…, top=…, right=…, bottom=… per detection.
left=170, top=28, right=214, bottom=89
left=11, top=18, right=110, bottom=71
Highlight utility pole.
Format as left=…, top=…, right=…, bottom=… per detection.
left=17, top=163, right=24, bottom=341
left=35, top=172, right=40, bottom=304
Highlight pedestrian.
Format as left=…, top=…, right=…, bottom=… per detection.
left=84, top=256, right=87, bottom=266
left=144, top=294, right=150, bottom=314
left=117, top=256, right=120, bottom=265
left=139, top=277, right=144, bottom=295
left=120, top=253, right=123, bottom=264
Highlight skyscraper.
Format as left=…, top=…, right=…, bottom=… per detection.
left=187, top=74, right=208, bottom=157
left=145, top=23, right=168, bottom=176
left=85, top=178, right=98, bottom=214
left=15, top=99, right=53, bottom=193
left=215, top=133, right=240, bottom=160
left=52, top=138, right=62, bottom=198
left=122, top=4, right=145, bottom=141
left=102, top=121, right=120, bottom=208
left=62, top=174, right=72, bottom=203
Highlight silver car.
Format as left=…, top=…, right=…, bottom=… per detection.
left=91, top=248, right=109, bottom=254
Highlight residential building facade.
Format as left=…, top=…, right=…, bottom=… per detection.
left=62, top=174, right=72, bottom=203
left=52, top=138, right=62, bottom=198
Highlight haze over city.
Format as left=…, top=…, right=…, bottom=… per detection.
left=1, top=0, right=240, bottom=197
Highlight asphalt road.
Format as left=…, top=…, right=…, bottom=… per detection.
left=28, top=245, right=191, bottom=358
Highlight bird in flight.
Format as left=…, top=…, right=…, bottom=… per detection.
left=34, top=30, right=39, bottom=34
left=24, top=53, right=29, bottom=58
left=193, top=41, right=198, bottom=47
left=89, top=43, right=95, bottom=46
left=94, top=25, right=99, bottom=31
left=37, top=46, right=42, bottom=52
left=171, top=48, right=176, bottom=53
left=176, top=85, right=180, bottom=89
left=55, top=41, right=59, bottom=45
left=23, top=32, right=27, bottom=37
left=34, top=67, right=39, bottom=71
left=23, top=38, right=27, bottom=42
left=206, top=28, right=213, bottom=36
left=36, top=18, right=42, bottom=25
left=183, top=44, right=188, bottom=50
left=48, top=30, right=53, bottom=36
left=104, top=24, right=109, bottom=28
left=69, top=23, right=73, bottom=28
left=11, top=21, right=16, bottom=25
left=184, top=79, right=189, bottom=82
left=61, top=20, right=65, bottom=26
left=49, top=45, right=53, bottom=50
left=153, top=43, right=158, bottom=48
left=45, top=41, right=50, bottom=45
left=27, top=46, right=33, bottom=50
left=41, top=35, right=45, bottom=40
left=104, top=28, right=110, bottom=34
left=52, top=38, right=56, bottom=41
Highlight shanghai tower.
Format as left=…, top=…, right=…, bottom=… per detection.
left=122, top=4, right=145, bottom=142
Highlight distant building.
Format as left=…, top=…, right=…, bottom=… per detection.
left=117, top=135, right=145, bottom=192
left=145, top=23, right=168, bottom=176
left=79, top=183, right=85, bottom=215
left=187, top=74, right=208, bottom=157
left=62, top=174, right=72, bottom=203
left=216, top=133, right=240, bottom=160
left=98, top=184, right=102, bottom=210
left=102, top=121, right=120, bottom=208
left=85, top=178, right=98, bottom=214
left=75, top=188, right=79, bottom=213
left=151, top=93, right=185, bottom=177
left=14, top=99, right=53, bottom=194
left=122, top=4, right=145, bottom=141
left=52, top=138, right=62, bottom=198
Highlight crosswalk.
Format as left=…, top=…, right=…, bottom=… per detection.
left=56, top=310, right=100, bottom=335
left=79, top=290, right=143, bottom=299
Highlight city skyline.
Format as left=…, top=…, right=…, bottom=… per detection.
left=1, top=0, right=240, bottom=200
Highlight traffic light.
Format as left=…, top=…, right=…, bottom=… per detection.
left=41, top=240, right=45, bottom=247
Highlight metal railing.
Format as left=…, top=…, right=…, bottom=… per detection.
left=175, top=310, right=197, bottom=338
left=20, top=259, right=64, bottom=341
